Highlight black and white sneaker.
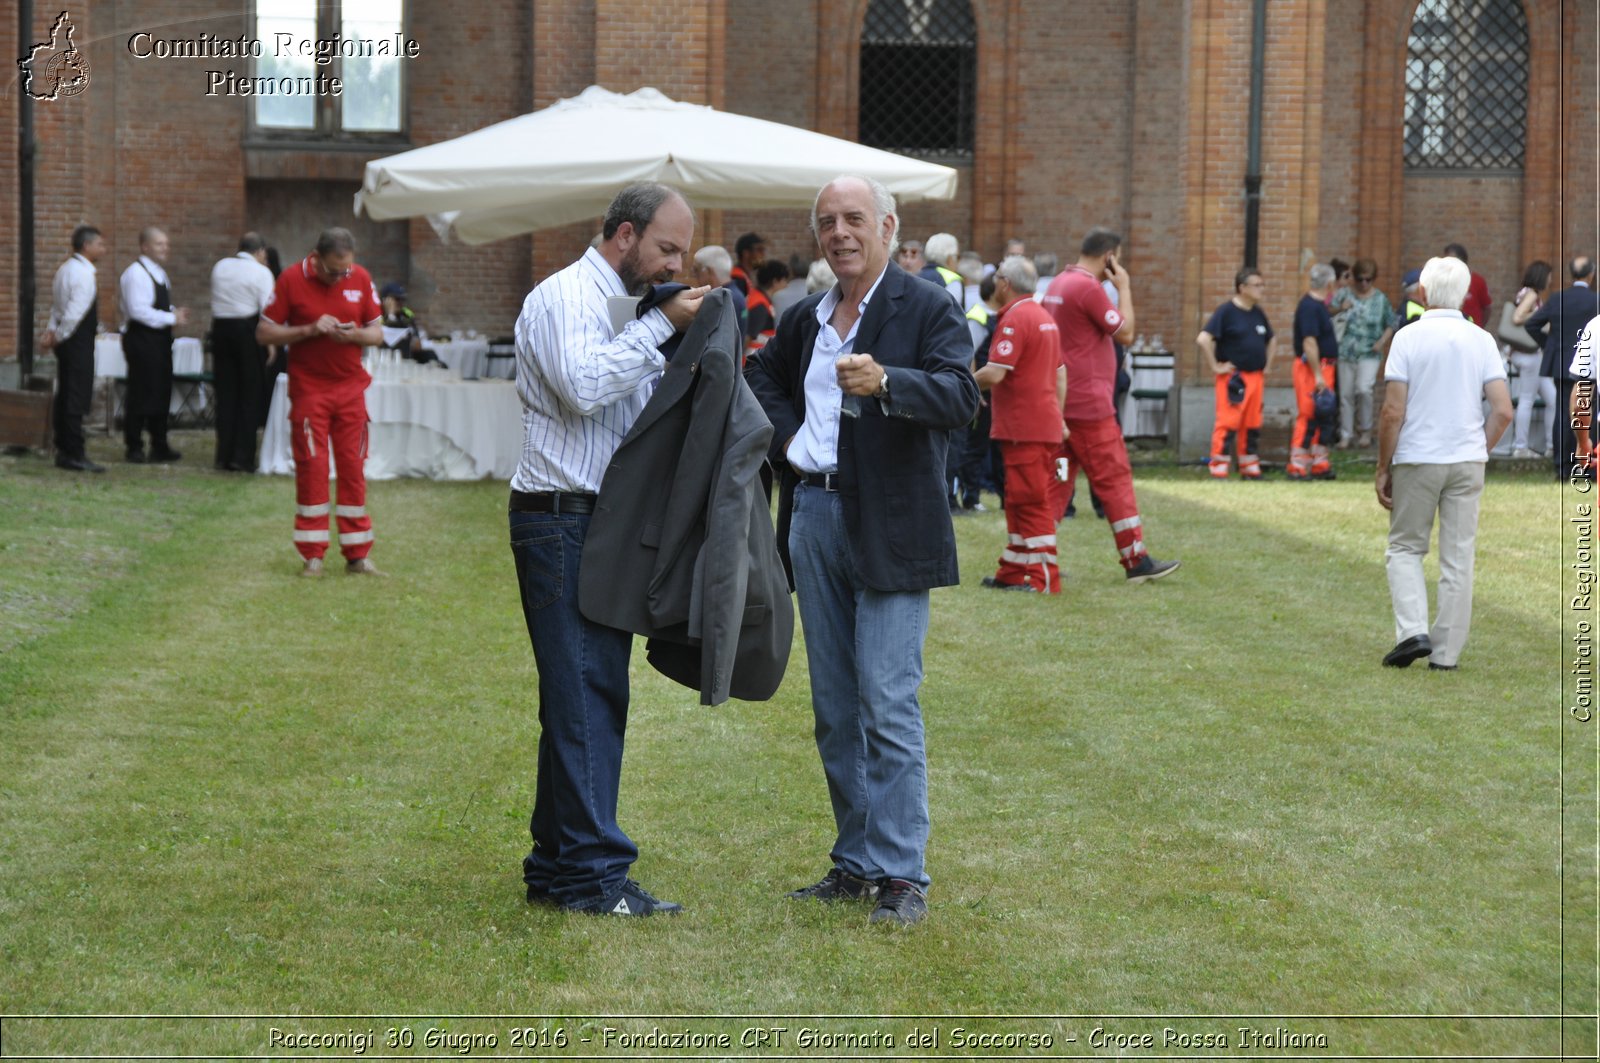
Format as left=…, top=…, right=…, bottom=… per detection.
left=1125, top=556, right=1180, bottom=584
left=786, top=867, right=880, bottom=902
left=580, top=879, right=682, bottom=917
left=869, top=878, right=928, bottom=926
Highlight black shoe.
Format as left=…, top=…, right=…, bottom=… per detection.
left=125, top=449, right=148, bottom=464
left=787, top=867, right=880, bottom=902
left=526, top=884, right=557, bottom=907
left=1383, top=634, right=1432, bottom=668
left=578, top=878, right=682, bottom=917
left=980, top=576, right=1038, bottom=592
left=1063, top=503, right=1077, bottom=519
left=55, top=455, right=105, bottom=473
left=869, top=878, right=928, bottom=926
left=148, top=448, right=183, bottom=463
left=1125, top=556, right=1180, bottom=584
left=1427, top=661, right=1457, bottom=671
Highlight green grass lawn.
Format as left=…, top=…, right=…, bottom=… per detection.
left=0, top=432, right=1592, bottom=1059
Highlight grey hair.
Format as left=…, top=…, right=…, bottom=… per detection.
left=811, top=175, right=900, bottom=254
left=1419, top=255, right=1470, bottom=310
left=995, top=254, right=1038, bottom=294
left=693, top=245, right=733, bottom=281
left=956, top=252, right=985, bottom=284
left=315, top=227, right=357, bottom=255
left=805, top=257, right=837, bottom=294
left=1033, top=251, right=1059, bottom=276
left=602, top=181, right=686, bottom=241
left=1309, top=263, right=1336, bottom=289
left=925, top=232, right=959, bottom=265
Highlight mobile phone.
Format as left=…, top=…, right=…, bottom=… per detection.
left=337, top=321, right=354, bottom=331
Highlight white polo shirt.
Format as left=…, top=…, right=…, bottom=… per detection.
left=1567, top=315, right=1600, bottom=382
left=1385, top=309, right=1507, bottom=465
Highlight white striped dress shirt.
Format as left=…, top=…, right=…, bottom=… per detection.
left=48, top=253, right=98, bottom=337
left=511, top=246, right=676, bottom=493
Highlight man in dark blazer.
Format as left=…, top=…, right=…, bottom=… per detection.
left=1527, top=255, right=1597, bottom=478
left=748, top=174, right=980, bottom=927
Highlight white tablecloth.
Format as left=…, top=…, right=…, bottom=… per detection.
left=94, top=335, right=206, bottom=416
left=258, top=372, right=523, bottom=481
left=94, top=334, right=203, bottom=378
left=429, top=337, right=491, bottom=380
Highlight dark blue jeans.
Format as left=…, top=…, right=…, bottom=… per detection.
left=510, top=510, right=636, bottom=908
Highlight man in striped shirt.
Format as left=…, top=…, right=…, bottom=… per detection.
left=509, top=182, right=707, bottom=917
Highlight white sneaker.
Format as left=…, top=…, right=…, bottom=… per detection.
left=1511, top=447, right=1537, bottom=459
left=300, top=557, right=324, bottom=578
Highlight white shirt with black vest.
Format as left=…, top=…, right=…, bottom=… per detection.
left=119, top=255, right=175, bottom=331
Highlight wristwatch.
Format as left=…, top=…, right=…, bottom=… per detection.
left=874, top=370, right=891, bottom=401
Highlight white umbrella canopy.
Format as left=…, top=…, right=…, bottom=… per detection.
left=354, top=85, right=959, bottom=245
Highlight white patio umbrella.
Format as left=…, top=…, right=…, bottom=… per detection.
left=354, top=86, right=959, bottom=244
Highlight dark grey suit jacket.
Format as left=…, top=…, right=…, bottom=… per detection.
left=748, top=261, right=980, bottom=592
left=578, top=289, right=793, bottom=706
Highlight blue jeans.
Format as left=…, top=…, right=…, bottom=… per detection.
left=788, top=484, right=932, bottom=888
left=509, top=510, right=636, bottom=908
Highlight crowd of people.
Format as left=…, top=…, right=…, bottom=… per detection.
left=35, top=178, right=1591, bottom=928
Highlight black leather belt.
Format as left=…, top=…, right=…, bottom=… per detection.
left=509, top=490, right=598, bottom=515
left=800, top=472, right=841, bottom=492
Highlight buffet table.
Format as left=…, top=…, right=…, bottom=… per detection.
left=258, top=370, right=523, bottom=481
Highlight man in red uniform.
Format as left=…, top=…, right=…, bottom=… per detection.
left=1041, top=229, right=1180, bottom=584
left=974, top=256, right=1064, bottom=592
left=1443, top=243, right=1492, bottom=328
left=256, top=228, right=385, bottom=577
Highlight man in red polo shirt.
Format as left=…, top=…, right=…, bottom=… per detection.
left=974, top=256, right=1064, bottom=592
left=1041, top=229, right=1179, bottom=584
left=256, top=227, right=384, bottom=577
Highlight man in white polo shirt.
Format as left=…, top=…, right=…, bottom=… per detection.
left=1374, top=255, right=1513, bottom=671
left=1566, top=315, right=1600, bottom=469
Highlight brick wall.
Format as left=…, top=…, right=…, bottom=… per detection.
left=1400, top=174, right=1524, bottom=311
left=407, top=0, right=531, bottom=335
left=5, top=0, right=1595, bottom=385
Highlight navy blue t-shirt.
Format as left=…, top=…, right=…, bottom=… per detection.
left=1292, top=294, right=1339, bottom=362
left=1203, top=300, right=1274, bottom=371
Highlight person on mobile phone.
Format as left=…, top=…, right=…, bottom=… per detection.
left=256, top=228, right=386, bottom=577
left=1039, top=228, right=1179, bottom=583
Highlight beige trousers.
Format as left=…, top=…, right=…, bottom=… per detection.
left=1385, top=461, right=1486, bottom=667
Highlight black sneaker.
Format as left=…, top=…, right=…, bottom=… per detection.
left=1125, top=556, right=1180, bottom=584
left=869, top=878, right=928, bottom=926
left=787, top=867, right=880, bottom=902
left=125, top=449, right=148, bottom=464
left=148, top=448, right=183, bottom=463
left=583, top=878, right=682, bottom=917
left=980, top=576, right=1038, bottom=593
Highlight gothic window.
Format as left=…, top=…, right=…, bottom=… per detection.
left=858, top=0, right=977, bottom=159
left=1404, top=0, right=1528, bottom=170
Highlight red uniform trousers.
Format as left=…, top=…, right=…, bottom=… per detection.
left=1047, top=415, right=1149, bottom=571
left=994, top=440, right=1060, bottom=592
left=1209, top=370, right=1265, bottom=478
left=289, top=377, right=373, bottom=562
left=1289, top=358, right=1337, bottom=477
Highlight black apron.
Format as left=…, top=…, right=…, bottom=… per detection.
left=123, top=262, right=174, bottom=418
left=55, top=297, right=97, bottom=418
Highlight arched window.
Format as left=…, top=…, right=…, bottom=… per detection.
left=1404, top=0, right=1528, bottom=170
left=858, top=0, right=977, bottom=159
